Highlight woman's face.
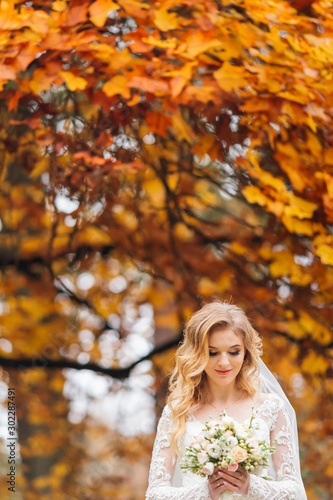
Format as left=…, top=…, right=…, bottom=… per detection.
left=204, top=326, right=245, bottom=388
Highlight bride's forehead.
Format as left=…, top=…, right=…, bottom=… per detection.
left=207, top=327, right=243, bottom=346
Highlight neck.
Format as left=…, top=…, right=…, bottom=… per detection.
left=206, top=381, right=242, bottom=406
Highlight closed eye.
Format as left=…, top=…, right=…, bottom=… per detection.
left=209, top=351, right=240, bottom=357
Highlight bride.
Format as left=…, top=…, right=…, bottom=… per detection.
left=145, top=301, right=307, bottom=499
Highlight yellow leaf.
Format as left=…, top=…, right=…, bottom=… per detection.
left=142, top=35, right=178, bottom=50
left=283, top=194, right=318, bottom=219
left=299, top=312, right=332, bottom=344
left=281, top=215, right=314, bottom=236
left=142, top=177, right=165, bottom=208
left=269, top=251, right=293, bottom=278
left=323, top=172, right=333, bottom=199
left=154, top=7, right=178, bottom=31
left=171, top=111, right=196, bottom=144
left=183, top=36, right=223, bottom=59
left=174, top=222, right=195, bottom=241
left=259, top=171, right=286, bottom=192
left=59, top=71, right=87, bottom=91
left=52, top=1, right=66, bottom=11
left=73, top=226, right=111, bottom=247
left=197, top=277, right=217, bottom=296
left=113, top=207, right=138, bottom=230
left=89, top=0, right=119, bottom=27
left=214, top=62, right=248, bottom=93
left=302, top=351, right=329, bottom=375
left=286, top=321, right=307, bottom=340
left=277, top=91, right=308, bottom=104
left=230, top=242, right=248, bottom=256
left=242, top=186, right=269, bottom=207
left=103, top=75, right=131, bottom=98
left=315, top=244, right=333, bottom=266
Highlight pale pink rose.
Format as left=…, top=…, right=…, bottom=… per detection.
left=227, top=463, right=239, bottom=472
left=202, top=440, right=209, bottom=450
left=202, top=462, right=215, bottom=475
left=226, top=430, right=233, bottom=436
left=190, top=439, right=198, bottom=446
left=232, top=446, right=248, bottom=463
left=198, top=452, right=208, bottom=464
left=246, top=436, right=258, bottom=447
left=251, top=448, right=258, bottom=455
left=197, top=433, right=205, bottom=444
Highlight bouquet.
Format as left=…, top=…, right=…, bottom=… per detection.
left=180, top=411, right=276, bottom=500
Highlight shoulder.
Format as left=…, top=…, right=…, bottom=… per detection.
left=257, top=391, right=285, bottom=407
left=161, top=404, right=172, bottom=418
left=256, top=392, right=287, bottom=418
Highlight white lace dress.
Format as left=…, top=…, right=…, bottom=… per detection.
left=145, top=393, right=307, bottom=499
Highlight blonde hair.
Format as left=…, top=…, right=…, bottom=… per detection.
left=167, top=301, right=263, bottom=455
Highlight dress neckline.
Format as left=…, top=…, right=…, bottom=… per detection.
left=187, top=393, right=273, bottom=426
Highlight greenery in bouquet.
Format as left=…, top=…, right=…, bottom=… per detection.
left=181, top=411, right=276, bottom=479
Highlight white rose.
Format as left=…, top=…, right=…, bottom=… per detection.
left=225, top=436, right=238, bottom=448
left=235, top=424, right=248, bottom=440
left=204, top=429, right=215, bottom=439
left=221, top=416, right=234, bottom=426
left=206, top=442, right=222, bottom=459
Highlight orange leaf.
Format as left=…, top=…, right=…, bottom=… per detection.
left=89, top=0, right=120, bottom=27
left=128, top=76, right=169, bottom=95
left=62, top=3, right=88, bottom=27
left=146, top=112, right=172, bottom=137
left=0, top=64, right=16, bottom=81
left=103, top=75, right=131, bottom=98
left=30, top=67, right=59, bottom=94
left=154, top=7, right=178, bottom=31
left=214, top=63, right=248, bottom=93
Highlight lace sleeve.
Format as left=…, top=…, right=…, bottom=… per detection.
left=145, top=405, right=210, bottom=500
left=247, top=395, right=307, bottom=500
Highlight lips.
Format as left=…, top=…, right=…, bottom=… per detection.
left=215, top=369, right=232, bottom=375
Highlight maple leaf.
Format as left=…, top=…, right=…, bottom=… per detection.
left=89, top=0, right=120, bottom=27
left=103, top=75, right=131, bottom=98
left=214, top=62, right=249, bottom=93
left=59, top=71, right=88, bottom=91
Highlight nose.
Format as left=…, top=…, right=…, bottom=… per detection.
left=217, top=352, right=230, bottom=368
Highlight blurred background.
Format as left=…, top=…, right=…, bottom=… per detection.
left=0, top=0, right=333, bottom=499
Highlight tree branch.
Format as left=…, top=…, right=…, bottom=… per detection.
left=0, top=335, right=182, bottom=379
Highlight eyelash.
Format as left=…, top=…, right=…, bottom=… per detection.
left=209, top=351, right=240, bottom=357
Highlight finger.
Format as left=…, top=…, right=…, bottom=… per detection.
left=218, top=472, right=240, bottom=487
left=215, top=480, right=226, bottom=490
left=219, top=469, right=243, bottom=482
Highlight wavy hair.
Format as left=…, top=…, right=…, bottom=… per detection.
left=167, top=300, right=263, bottom=456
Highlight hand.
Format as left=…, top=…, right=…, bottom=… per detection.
left=208, top=467, right=231, bottom=500
left=215, top=467, right=250, bottom=496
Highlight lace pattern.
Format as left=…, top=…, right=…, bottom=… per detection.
left=145, top=394, right=307, bottom=499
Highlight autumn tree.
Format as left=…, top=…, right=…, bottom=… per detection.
left=0, top=0, right=333, bottom=498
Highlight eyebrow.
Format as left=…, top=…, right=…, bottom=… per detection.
left=208, top=344, right=242, bottom=349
